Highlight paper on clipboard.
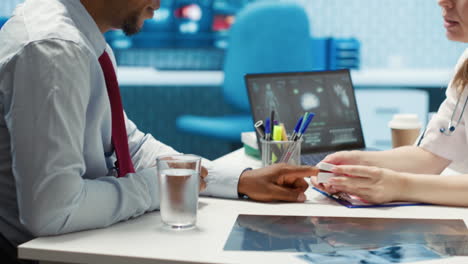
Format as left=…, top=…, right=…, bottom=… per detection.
left=313, top=187, right=428, bottom=208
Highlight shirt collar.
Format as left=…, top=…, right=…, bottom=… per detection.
left=59, top=0, right=107, bottom=57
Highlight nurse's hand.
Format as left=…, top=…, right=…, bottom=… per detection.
left=321, top=150, right=367, bottom=165
left=327, top=165, right=407, bottom=204
left=311, top=150, right=367, bottom=194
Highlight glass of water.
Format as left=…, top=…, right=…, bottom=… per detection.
left=157, top=154, right=201, bottom=230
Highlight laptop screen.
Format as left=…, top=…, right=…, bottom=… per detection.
left=245, top=69, right=366, bottom=153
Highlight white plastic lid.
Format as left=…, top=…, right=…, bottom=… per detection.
left=388, top=114, right=422, bottom=129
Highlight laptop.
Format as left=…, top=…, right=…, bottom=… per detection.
left=245, top=69, right=374, bottom=165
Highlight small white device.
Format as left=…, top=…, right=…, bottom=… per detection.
left=317, top=172, right=336, bottom=184
left=316, top=162, right=336, bottom=172
left=316, top=162, right=338, bottom=184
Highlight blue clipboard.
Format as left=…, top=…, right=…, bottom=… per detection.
left=312, top=187, right=428, bottom=208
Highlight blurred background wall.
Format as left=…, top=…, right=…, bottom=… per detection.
left=298, top=0, right=465, bottom=69
left=0, top=0, right=464, bottom=159
left=1, top=0, right=465, bottom=69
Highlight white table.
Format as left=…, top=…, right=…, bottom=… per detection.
left=117, top=67, right=453, bottom=88
left=18, top=149, right=468, bottom=264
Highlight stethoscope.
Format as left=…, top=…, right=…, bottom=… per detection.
left=440, top=93, right=468, bottom=135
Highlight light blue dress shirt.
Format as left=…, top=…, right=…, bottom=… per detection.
left=0, top=0, right=245, bottom=247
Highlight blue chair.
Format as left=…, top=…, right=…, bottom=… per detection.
left=355, top=89, right=429, bottom=150
left=0, top=17, right=9, bottom=29
left=176, top=2, right=315, bottom=142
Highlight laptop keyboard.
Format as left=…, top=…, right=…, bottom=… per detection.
left=300, top=151, right=335, bottom=166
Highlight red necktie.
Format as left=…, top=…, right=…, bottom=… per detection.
left=99, top=51, right=135, bottom=177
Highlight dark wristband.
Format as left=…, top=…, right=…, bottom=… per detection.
left=238, top=167, right=252, bottom=199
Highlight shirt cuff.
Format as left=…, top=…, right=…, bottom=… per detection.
left=137, top=167, right=159, bottom=211
left=200, top=158, right=246, bottom=199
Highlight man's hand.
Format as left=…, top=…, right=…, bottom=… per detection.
left=238, top=164, right=319, bottom=202
left=200, top=166, right=208, bottom=191
left=165, top=157, right=208, bottom=192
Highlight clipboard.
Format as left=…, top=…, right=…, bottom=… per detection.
left=313, top=187, right=428, bottom=208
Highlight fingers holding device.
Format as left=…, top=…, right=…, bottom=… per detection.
left=316, top=162, right=338, bottom=184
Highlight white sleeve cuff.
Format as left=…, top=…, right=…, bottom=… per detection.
left=200, top=158, right=246, bottom=199
left=137, top=167, right=160, bottom=211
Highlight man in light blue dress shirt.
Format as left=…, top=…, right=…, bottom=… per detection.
left=0, top=0, right=318, bottom=263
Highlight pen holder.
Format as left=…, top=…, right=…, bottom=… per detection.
left=260, top=138, right=302, bottom=167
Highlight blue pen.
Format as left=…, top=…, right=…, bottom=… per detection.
left=280, top=113, right=315, bottom=163
left=295, top=113, right=315, bottom=140
left=298, top=112, right=309, bottom=133
left=264, top=118, right=271, bottom=141
left=290, top=116, right=303, bottom=140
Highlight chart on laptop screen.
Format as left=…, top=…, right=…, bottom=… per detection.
left=246, top=70, right=366, bottom=152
